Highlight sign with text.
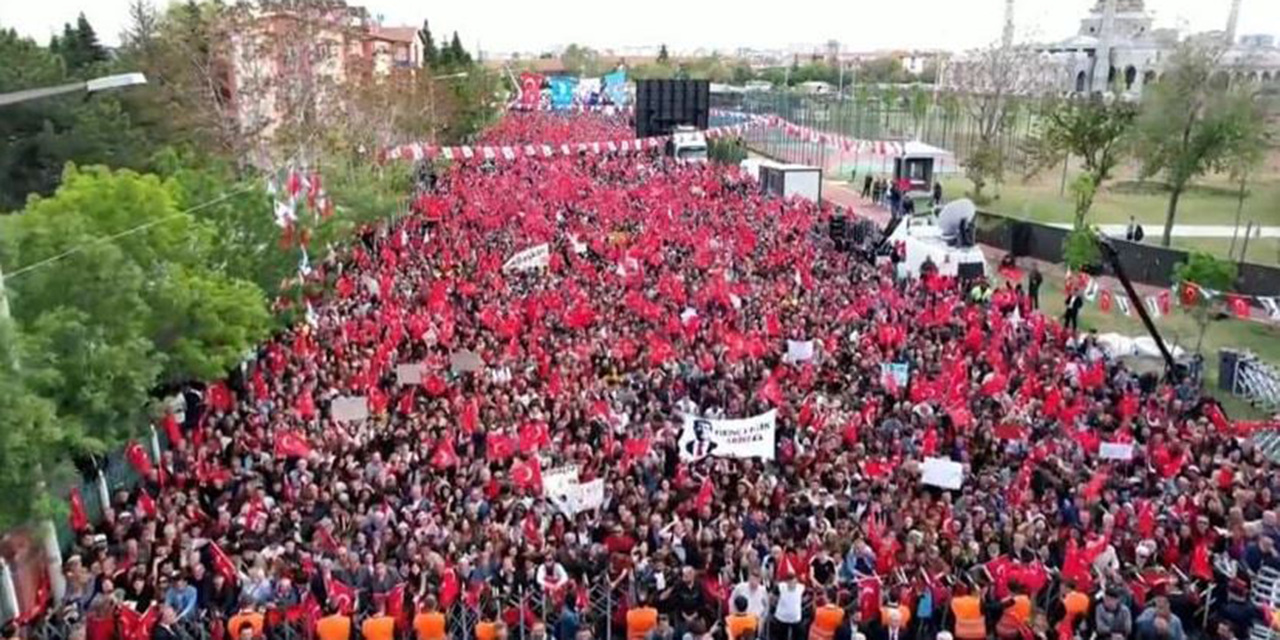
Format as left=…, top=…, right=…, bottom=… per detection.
left=503, top=243, right=550, bottom=272
left=677, top=410, right=777, bottom=462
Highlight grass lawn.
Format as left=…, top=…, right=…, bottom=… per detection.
left=1020, top=271, right=1280, bottom=420
left=942, top=175, right=1280, bottom=227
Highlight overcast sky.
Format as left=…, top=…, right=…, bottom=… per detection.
left=3, top=0, right=1276, bottom=54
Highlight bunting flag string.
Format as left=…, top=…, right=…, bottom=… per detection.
left=383, top=110, right=905, bottom=164
left=1070, top=273, right=1277, bottom=323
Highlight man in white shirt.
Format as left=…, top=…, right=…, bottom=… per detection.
left=773, top=571, right=805, bottom=640
left=729, top=570, right=770, bottom=624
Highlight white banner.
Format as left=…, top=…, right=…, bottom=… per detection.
left=921, top=457, right=964, bottom=490
left=1099, top=442, right=1134, bottom=461
left=785, top=340, right=815, bottom=364
left=332, top=396, right=370, bottom=423
left=395, top=363, right=425, bottom=385
left=554, top=478, right=605, bottom=515
left=541, top=465, right=580, bottom=496
left=541, top=465, right=603, bottom=515
left=503, top=243, right=550, bottom=272
left=678, top=410, right=777, bottom=462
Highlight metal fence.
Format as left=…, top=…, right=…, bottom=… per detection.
left=712, top=89, right=1043, bottom=178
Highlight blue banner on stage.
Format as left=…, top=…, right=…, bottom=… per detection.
left=603, top=70, right=628, bottom=106
left=549, top=76, right=579, bottom=109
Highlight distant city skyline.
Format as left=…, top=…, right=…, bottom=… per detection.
left=3, top=0, right=1277, bottom=56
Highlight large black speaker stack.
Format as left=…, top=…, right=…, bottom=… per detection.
left=634, top=79, right=711, bottom=138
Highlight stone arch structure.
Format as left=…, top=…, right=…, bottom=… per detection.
left=1076, top=71, right=1088, bottom=93
left=1143, top=70, right=1157, bottom=86
left=1264, top=72, right=1274, bottom=84
left=1124, top=66, right=1138, bottom=90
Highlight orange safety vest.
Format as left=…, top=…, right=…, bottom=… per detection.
left=315, top=615, right=352, bottom=640
left=952, top=596, right=985, bottom=640
left=475, top=621, right=498, bottom=640
left=414, top=611, right=447, bottom=640
left=726, top=613, right=759, bottom=640
left=362, top=615, right=397, bottom=640
left=1010, top=595, right=1032, bottom=623
left=627, top=607, right=659, bottom=640
left=809, top=605, right=844, bottom=640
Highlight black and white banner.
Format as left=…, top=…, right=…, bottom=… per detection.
left=503, top=243, right=550, bottom=272
left=678, top=410, right=777, bottom=462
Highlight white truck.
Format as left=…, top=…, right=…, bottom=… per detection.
left=667, top=125, right=708, bottom=162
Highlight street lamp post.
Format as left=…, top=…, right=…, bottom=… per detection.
left=0, top=72, right=147, bottom=107
left=0, top=72, right=148, bottom=320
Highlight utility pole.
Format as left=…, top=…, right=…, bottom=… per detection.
left=1002, top=0, right=1016, bottom=49
left=1225, top=0, right=1242, bottom=45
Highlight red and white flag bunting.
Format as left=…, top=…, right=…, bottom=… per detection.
left=384, top=109, right=904, bottom=163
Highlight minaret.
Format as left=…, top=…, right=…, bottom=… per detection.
left=1002, top=0, right=1016, bottom=48
left=1092, top=0, right=1118, bottom=92
left=1225, top=0, right=1242, bottom=45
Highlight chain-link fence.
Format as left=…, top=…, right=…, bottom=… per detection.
left=712, top=89, right=1044, bottom=181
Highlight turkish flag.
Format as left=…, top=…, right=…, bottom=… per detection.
left=694, top=477, right=714, bottom=511
left=994, top=423, right=1025, bottom=440
left=1179, top=282, right=1199, bottom=307
left=1158, top=290, right=1172, bottom=316
left=208, top=541, right=238, bottom=586
left=274, top=431, right=313, bottom=459
left=1099, top=289, right=1114, bottom=313
left=510, top=457, right=543, bottom=492
left=487, top=433, right=516, bottom=461
left=137, top=491, right=158, bottom=519
left=1190, top=540, right=1213, bottom=580
left=295, top=391, right=316, bottom=421
left=384, top=583, right=408, bottom=630
left=857, top=577, right=881, bottom=623
left=459, top=397, right=479, bottom=434
left=947, top=404, right=973, bottom=430
left=124, top=441, right=154, bottom=478
left=431, top=438, right=458, bottom=469
left=518, top=421, right=550, bottom=454
left=69, top=487, right=89, bottom=532
left=207, top=381, right=235, bottom=413
left=1229, top=295, right=1251, bottom=319
left=327, top=578, right=357, bottom=615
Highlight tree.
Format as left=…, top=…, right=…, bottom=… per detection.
left=51, top=13, right=108, bottom=74
left=1024, top=95, right=1136, bottom=228
left=419, top=19, right=438, bottom=67
left=947, top=43, right=1062, bottom=202
left=448, top=31, right=470, bottom=67
left=1173, top=251, right=1238, bottom=354
left=561, top=44, right=599, bottom=77
left=658, top=44, right=669, bottom=63
left=123, top=0, right=160, bottom=53
left=0, top=165, right=273, bottom=437
left=1134, top=44, right=1270, bottom=247
left=1220, top=91, right=1271, bottom=260
left=0, top=321, right=92, bottom=530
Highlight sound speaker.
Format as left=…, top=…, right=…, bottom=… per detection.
left=1218, top=349, right=1239, bottom=392
left=957, top=261, right=984, bottom=281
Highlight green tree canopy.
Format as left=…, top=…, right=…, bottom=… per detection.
left=1135, top=44, right=1270, bottom=247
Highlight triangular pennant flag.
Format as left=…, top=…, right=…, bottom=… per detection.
left=1260, top=297, right=1280, bottom=320
left=1083, top=278, right=1100, bottom=302
left=1098, top=289, right=1113, bottom=313
left=1116, top=295, right=1131, bottom=317
left=1145, top=295, right=1161, bottom=319
left=1228, top=295, right=1251, bottom=319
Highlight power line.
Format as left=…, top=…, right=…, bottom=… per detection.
left=5, top=185, right=257, bottom=280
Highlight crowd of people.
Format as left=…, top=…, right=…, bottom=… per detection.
left=36, top=111, right=1280, bottom=640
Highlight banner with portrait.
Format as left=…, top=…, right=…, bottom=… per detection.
left=677, top=410, right=777, bottom=462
